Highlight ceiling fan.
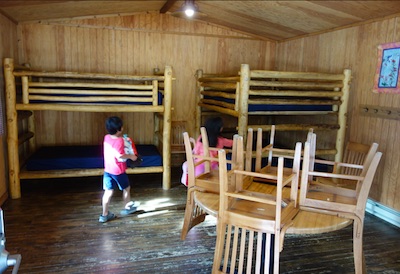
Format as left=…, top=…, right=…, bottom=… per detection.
left=170, top=0, right=207, bottom=20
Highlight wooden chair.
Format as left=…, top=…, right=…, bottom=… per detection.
left=212, top=136, right=301, bottom=274
left=180, top=129, right=237, bottom=240
left=299, top=133, right=382, bottom=274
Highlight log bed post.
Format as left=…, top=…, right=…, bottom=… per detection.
left=238, top=64, right=250, bottom=142
left=336, top=69, right=352, bottom=162
left=163, top=66, right=173, bottom=190
left=3, top=58, right=21, bottom=199
left=195, top=69, right=203, bottom=135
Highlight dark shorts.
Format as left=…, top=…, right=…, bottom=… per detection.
left=103, top=172, right=130, bottom=190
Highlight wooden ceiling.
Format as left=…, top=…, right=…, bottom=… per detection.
left=1, top=1, right=400, bottom=41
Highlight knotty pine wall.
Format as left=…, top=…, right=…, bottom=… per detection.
left=17, top=13, right=275, bottom=147
left=0, top=13, right=19, bottom=204
left=276, top=16, right=400, bottom=211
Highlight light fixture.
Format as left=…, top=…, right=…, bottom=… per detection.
left=182, top=0, right=197, bottom=17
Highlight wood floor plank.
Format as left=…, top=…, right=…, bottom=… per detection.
left=1, top=170, right=399, bottom=273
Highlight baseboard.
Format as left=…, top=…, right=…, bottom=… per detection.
left=366, top=198, right=400, bottom=228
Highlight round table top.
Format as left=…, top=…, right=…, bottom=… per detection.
left=193, top=182, right=353, bottom=235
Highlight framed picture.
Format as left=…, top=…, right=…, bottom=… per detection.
left=373, top=42, right=400, bottom=93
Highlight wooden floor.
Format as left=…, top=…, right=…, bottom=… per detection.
left=2, top=168, right=400, bottom=274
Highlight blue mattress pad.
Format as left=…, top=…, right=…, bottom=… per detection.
left=25, top=145, right=162, bottom=171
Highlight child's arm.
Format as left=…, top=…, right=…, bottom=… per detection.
left=221, top=137, right=234, bottom=148
left=120, top=153, right=138, bottom=161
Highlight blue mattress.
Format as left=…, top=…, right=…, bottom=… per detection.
left=25, top=145, right=162, bottom=171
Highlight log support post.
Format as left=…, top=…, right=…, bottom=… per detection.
left=4, top=58, right=21, bottom=199
left=336, top=69, right=352, bottom=162
left=162, top=66, right=173, bottom=190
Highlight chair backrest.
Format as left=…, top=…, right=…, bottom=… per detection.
left=337, top=141, right=379, bottom=176
left=214, top=137, right=300, bottom=273
left=200, top=126, right=211, bottom=173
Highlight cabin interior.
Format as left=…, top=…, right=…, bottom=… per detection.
left=0, top=1, right=400, bottom=273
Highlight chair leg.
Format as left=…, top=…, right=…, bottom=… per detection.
left=273, top=231, right=281, bottom=274
left=353, top=220, right=366, bottom=274
left=181, top=192, right=207, bottom=240
left=212, top=222, right=228, bottom=274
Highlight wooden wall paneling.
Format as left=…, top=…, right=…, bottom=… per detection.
left=381, top=18, right=400, bottom=210
left=358, top=20, right=391, bottom=204
left=63, top=25, right=72, bottom=71
left=339, top=29, right=359, bottom=139
left=302, top=36, right=319, bottom=71
left=375, top=19, right=393, bottom=207
left=55, top=25, right=66, bottom=70
left=391, top=21, right=400, bottom=211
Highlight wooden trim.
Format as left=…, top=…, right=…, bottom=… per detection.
left=366, top=198, right=400, bottom=228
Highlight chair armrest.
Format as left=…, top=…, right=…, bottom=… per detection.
left=313, top=159, right=363, bottom=170
left=309, top=170, right=363, bottom=181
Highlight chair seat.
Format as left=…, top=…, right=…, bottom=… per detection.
left=287, top=210, right=353, bottom=234
left=194, top=191, right=219, bottom=217
left=196, top=168, right=219, bottom=181
left=194, top=169, right=220, bottom=193
left=315, top=177, right=357, bottom=189
left=306, top=190, right=357, bottom=206
left=227, top=198, right=299, bottom=229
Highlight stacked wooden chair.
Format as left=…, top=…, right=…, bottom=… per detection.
left=299, top=133, right=382, bottom=274
left=181, top=127, right=238, bottom=240
left=212, top=135, right=302, bottom=274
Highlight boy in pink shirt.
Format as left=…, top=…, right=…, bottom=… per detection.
left=99, top=116, right=140, bottom=223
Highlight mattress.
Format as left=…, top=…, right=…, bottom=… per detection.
left=25, top=145, right=162, bottom=171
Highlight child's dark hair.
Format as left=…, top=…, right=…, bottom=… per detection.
left=203, top=117, right=224, bottom=147
left=106, top=116, right=123, bottom=134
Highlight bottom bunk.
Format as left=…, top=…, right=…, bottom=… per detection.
left=20, top=145, right=162, bottom=179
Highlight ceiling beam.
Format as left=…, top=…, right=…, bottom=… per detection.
left=160, top=0, right=178, bottom=14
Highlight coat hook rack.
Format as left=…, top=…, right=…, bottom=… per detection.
left=359, top=104, right=400, bottom=121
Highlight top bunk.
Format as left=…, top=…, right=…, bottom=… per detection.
left=3, top=58, right=172, bottom=113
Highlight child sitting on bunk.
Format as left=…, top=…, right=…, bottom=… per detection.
left=181, top=117, right=233, bottom=187
left=99, top=116, right=141, bottom=223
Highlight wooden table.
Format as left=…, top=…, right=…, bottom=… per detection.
left=194, top=181, right=353, bottom=235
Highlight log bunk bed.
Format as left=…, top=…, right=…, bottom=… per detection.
left=3, top=58, right=173, bottom=199
left=195, top=64, right=352, bottom=162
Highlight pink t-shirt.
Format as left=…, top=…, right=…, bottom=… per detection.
left=181, top=136, right=233, bottom=186
left=193, top=135, right=234, bottom=163
left=103, top=134, right=126, bottom=175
